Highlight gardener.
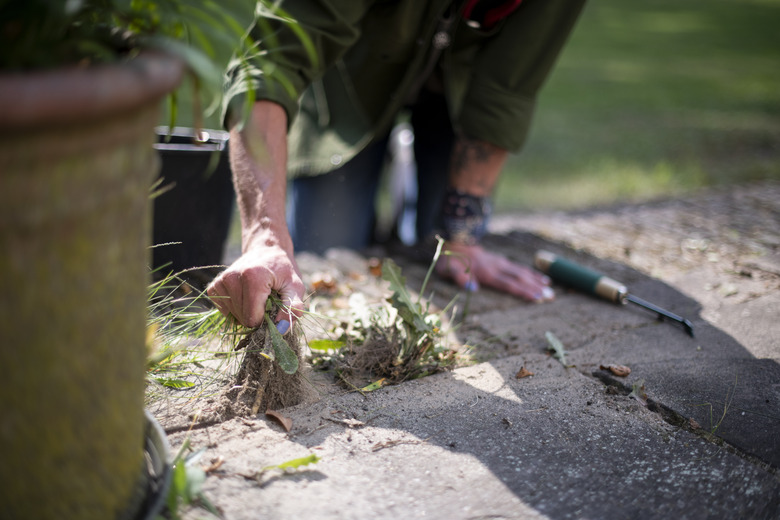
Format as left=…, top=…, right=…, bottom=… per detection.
left=207, top=0, right=586, bottom=330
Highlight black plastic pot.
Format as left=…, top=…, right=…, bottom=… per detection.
left=152, top=127, right=234, bottom=290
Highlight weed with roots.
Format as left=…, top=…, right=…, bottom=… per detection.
left=309, top=238, right=464, bottom=388
left=145, top=271, right=307, bottom=419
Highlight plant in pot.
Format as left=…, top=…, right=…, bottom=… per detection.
left=0, top=1, right=267, bottom=518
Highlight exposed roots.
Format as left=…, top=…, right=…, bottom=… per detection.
left=206, top=324, right=310, bottom=422
left=328, top=325, right=446, bottom=388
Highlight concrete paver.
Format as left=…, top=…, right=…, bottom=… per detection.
left=167, top=182, right=780, bottom=519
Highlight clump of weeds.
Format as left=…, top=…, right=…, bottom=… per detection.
left=146, top=271, right=245, bottom=402
left=309, top=238, right=464, bottom=390
left=145, top=270, right=308, bottom=421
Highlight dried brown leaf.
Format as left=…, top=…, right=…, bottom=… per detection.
left=311, top=273, right=337, bottom=293
left=325, top=417, right=365, bottom=428
left=368, top=257, right=383, bottom=277
left=600, top=364, right=631, bottom=377
left=516, top=366, right=535, bottom=379
left=265, top=409, right=293, bottom=432
left=203, top=456, right=225, bottom=474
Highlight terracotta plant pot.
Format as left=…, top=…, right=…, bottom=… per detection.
left=0, top=53, right=183, bottom=519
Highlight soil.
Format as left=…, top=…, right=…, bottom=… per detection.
left=210, top=326, right=310, bottom=420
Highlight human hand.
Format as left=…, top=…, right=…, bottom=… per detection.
left=436, top=241, right=554, bottom=302
left=206, top=243, right=305, bottom=331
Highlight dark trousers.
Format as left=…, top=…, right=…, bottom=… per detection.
left=288, top=90, right=454, bottom=254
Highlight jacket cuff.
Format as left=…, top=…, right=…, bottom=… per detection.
left=458, top=80, right=536, bottom=152
left=222, top=60, right=304, bottom=131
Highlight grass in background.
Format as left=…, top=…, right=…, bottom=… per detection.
left=177, top=0, right=780, bottom=215
left=495, top=0, right=780, bottom=212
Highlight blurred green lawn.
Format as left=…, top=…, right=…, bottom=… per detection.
left=495, top=0, right=780, bottom=211
left=174, top=0, right=780, bottom=215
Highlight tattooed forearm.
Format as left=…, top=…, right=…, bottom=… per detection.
left=449, top=135, right=509, bottom=197
left=451, top=136, right=494, bottom=169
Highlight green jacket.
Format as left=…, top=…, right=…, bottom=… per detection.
left=224, top=0, right=585, bottom=176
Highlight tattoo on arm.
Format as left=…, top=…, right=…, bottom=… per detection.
left=451, top=136, right=493, bottom=173
left=449, top=135, right=507, bottom=195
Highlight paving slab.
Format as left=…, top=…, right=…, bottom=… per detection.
left=175, top=355, right=780, bottom=520
left=162, top=182, right=780, bottom=519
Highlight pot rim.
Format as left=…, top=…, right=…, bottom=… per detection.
left=0, top=52, right=184, bottom=130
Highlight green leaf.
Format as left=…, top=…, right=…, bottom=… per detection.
left=169, top=462, right=189, bottom=509
left=382, top=259, right=429, bottom=332
left=264, top=314, right=299, bottom=374
left=262, top=453, right=321, bottom=472
left=155, top=377, right=195, bottom=389
left=309, top=338, right=346, bottom=352
left=545, top=331, right=568, bottom=367
left=141, top=35, right=223, bottom=90
left=184, top=462, right=207, bottom=503
left=360, top=378, right=386, bottom=392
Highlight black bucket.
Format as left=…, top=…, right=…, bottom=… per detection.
left=152, top=127, right=234, bottom=291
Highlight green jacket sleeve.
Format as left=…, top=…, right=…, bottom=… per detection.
left=223, top=0, right=375, bottom=127
left=455, top=0, right=586, bottom=152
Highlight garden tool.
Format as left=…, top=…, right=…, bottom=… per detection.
left=534, top=250, right=694, bottom=337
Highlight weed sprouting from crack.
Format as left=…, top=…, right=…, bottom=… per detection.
left=695, top=373, right=738, bottom=434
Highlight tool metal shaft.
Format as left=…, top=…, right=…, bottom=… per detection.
left=534, top=250, right=694, bottom=337
left=624, top=294, right=694, bottom=337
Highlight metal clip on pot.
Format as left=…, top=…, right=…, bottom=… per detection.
left=534, top=250, right=694, bottom=337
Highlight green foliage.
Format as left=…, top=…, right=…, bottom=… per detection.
left=146, top=274, right=303, bottom=406
left=383, top=258, right=437, bottom=350
left=160, top=438, right=219, bottom=520
left=497, top=0, right=780, bottom=211
left=145, top=272, right=248, bottom=401
left=310, top=239, right=460, bottom=384
left=309, top=339, right=347, bottom=352
left=264, top=313, right=299, bottom=375
left=0, top=0, right=313, bottom=128
left=261, top=453, right=321, bottom=473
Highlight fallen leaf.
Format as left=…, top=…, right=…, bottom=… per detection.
left=368, top=257, right=383, bottom=277
left=325, top=417, right=365, bottom=428
left=360, top=378, right=386, bottom=392
left=309, top=338, right=347, bottom=351
left=203, top=456, right=224, bottom=474
left=261, top=453, right=321, bottom=472
left=545, top=331, right=569, bottom=367
left=311, top=272, right=337, bottom=293
left=265, top=410, right=293, bottom=432
left=600, top=364, right=631, bottom=377
left=516, top=366, right=535, bottom=379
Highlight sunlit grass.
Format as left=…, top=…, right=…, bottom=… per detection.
left=496, top=0, right=780, bottom=212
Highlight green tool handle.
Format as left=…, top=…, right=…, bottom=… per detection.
left=534, top=250, right=627, bottom=303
